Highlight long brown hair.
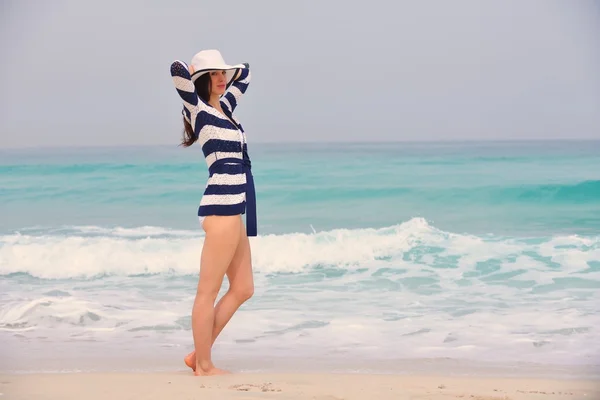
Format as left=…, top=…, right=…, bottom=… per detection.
left=181, top=73, right=212, bottom=147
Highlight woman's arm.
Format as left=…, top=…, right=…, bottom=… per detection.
left=170, top=60, right=210, bottom=138
left=221, top=63, right=251, bottom=113
left=171, top=60, right=197, bottom=109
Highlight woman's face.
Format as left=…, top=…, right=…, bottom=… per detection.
left=209, top=70, right=228, bottom=96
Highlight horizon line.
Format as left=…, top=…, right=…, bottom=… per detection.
left=1, top=137, right=599, bottom=151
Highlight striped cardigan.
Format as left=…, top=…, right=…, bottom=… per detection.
left=170, top=60, right=257, bottom=235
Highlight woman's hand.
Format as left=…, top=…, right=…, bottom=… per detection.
left=235, top=63, right=249, bottom=80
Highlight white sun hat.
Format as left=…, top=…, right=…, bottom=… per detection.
left=189, top=49, right=246, bottom=87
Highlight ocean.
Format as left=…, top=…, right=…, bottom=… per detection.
left=1, top=140, right=599, bottom=376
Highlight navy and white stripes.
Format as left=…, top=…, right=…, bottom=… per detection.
left=170, top=60, right=256, bottom=235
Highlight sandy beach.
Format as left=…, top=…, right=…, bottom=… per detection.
left=1, top=371, right=598, bottom=400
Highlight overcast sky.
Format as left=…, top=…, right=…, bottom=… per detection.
left=1, top=0, right=599, bottom=148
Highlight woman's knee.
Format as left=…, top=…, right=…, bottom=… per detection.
left=230, top=281, right=254, bottom=302
left=194, top=285, right=220, bottom=306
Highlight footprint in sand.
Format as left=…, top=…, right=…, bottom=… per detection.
left=517, top=390, right=571, bottom=396
left=229, top=383, right=282, bottom=392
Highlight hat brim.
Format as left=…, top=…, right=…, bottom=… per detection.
left=190, top=63, right=246, bottom=88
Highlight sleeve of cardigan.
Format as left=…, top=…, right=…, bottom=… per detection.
left=221, top=63, right=251, bottom=113
left=170, top=60, right=208, bottom=137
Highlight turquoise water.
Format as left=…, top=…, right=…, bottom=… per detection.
left=2, top=141, right=599, bottom=236
left=1, top=141, right=599, bottom=373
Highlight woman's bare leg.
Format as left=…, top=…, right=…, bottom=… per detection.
left=214, top=219, right=254, bottom=339
left=185, top=219, right=254, bottom=371
left=191, top=215, right=241, bottom=376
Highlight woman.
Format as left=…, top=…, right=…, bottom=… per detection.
left=170, top=49, right=256, bottom=376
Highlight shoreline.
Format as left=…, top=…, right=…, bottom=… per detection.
left=2, top=352, right=598, bottom=381
left=2, top=371, right=598, bottom=400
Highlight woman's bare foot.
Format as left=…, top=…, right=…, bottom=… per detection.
left=194, top=365, right=230, bottom=376
left=184, top=352, right=196, bottom=371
